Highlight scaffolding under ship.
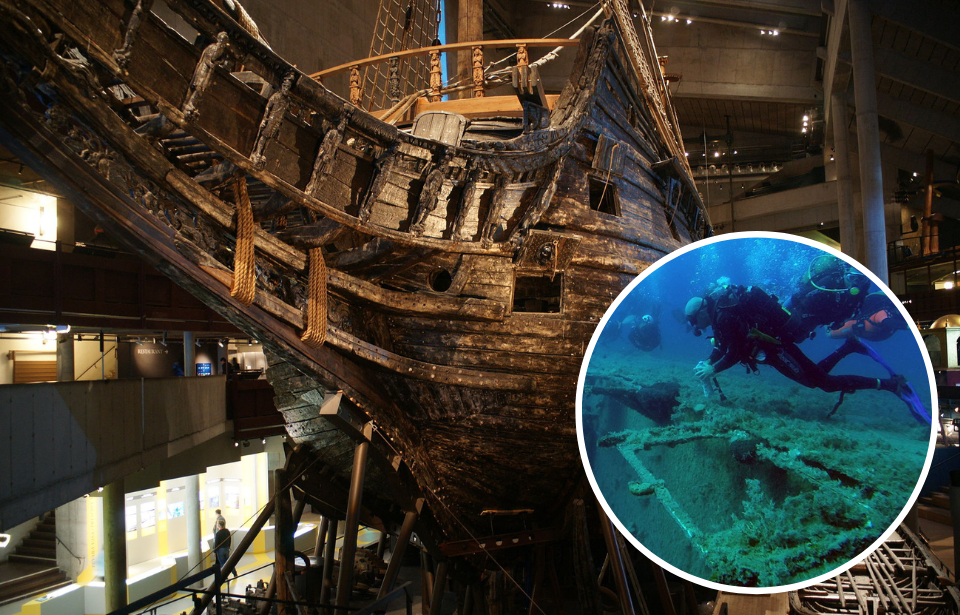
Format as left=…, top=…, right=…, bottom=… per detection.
left=0, top=0, right=709, bottom=608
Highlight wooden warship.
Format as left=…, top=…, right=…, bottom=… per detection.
left=0, top=0, right=708, bottom=610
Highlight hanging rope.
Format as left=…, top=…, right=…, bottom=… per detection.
left=300, top=247, right=327, bottom=347
left=231, top=175, right=257, bottom=305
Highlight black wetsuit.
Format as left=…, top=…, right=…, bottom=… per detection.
left=704, top=285, right=894, bottom=394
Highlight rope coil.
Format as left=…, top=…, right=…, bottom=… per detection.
left=231, top=176, right=257, bottom=305
left=300, top=247, right=328, bottom=347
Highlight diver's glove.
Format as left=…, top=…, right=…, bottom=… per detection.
left=694, top=360, right=716, bottom=381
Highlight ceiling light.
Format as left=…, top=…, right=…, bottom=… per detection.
left=661, top=15, right=667, bottom=21
left=803, top=115, right=809, bottom=122
left=684, top=152, right=689, bottom=157
left=772, top=30, right=779, bottom=36
left=802, top=127, right=807, bottom=133
left=218, top=339, right=225, bottom=348
left=733, top=150, right=737, bottom=154
left=714, top=152, right=720, bottom=157
left=261, top=438, right=266, bottom=444
left=913, top=172, right=918, bottom=177
left=686, top=19, right=692, bottom=24
left=234, top=441, right=239, bottom=448
left=803, top=121, right=808, bottom=127
left=548, top=2, right=570, bottom=8
left=830, top=155, right=835, bottom=161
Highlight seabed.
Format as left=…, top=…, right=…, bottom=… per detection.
left=584, top=356, right=930, bottom=587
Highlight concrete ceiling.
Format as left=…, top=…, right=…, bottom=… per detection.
left=641, top=0, right=960, bottom=177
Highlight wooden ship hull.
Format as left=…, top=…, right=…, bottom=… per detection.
left=0, top=0, right=707, bottom=576
left=789, top=525, right=960, bottom=615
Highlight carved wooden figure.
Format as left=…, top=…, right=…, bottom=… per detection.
left=428, top=49, right=442, bottom=102
left=349, top=65, right=362, bottom=106
left=516, top=43, right=529, bottom=67
left=183, top=32, right=231, bottom=122
left=472, top=46, right=484, bottom=98
left=251, top=71, right=296, bottom=170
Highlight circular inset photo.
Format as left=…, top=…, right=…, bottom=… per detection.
left=577, top=232, right=936, bottom=592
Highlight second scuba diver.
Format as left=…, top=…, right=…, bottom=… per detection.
left=685, top=283, right=907, bottom=396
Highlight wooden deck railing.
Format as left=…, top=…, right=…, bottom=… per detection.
left=308, top=39, right=580, bottom=107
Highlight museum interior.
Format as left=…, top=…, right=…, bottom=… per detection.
left=0, top=0, right=959, bottom=613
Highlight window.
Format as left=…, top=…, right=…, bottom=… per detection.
left=588, top=176, right=619, bottom=216
left=514, top=274, right=562, bottom=313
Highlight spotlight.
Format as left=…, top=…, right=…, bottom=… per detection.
left=218, top=339, right=225, bottom=348
left=686, top=19, right=692, bottom=24
left=161, top=331, right=167, bottom=347
left=97, top=486, right=103, bottom=492
left=830, top=155, right=835, bottom=161
left=195, top=339, right=201, bottom=347
left=135, top=337, right=143, bottom=345
left=684, top=152, right=689, bottom=157
left=261, top=438, right=266, bottom=445
left=803, top=115, right=809, bottom=122
left=913, top=172, right=918, bottom=177
left=234, top=441, right=239, bottom=448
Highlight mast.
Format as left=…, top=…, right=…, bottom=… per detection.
left=457, top=0, right=482, bottom=98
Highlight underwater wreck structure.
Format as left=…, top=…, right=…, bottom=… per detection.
left=0, top=0, right=709, bottom=609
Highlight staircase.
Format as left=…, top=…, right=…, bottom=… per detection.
left=918, top=486, right=953, bottom=526
left=0, top=512, right=70, bottom=606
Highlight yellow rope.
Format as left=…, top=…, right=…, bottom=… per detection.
left=230, top=176, right=256, bottom=305
left=300, top=248, right=327, bottom=347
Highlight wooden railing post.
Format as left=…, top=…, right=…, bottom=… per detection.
left=429, top=49, right=442, bottom=102
left=472, top=46, right=484, bottom=98
left=349, top=65, right=362, bottom=106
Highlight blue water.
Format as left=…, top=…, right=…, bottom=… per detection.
left=581, top=237, right=934, bottom=588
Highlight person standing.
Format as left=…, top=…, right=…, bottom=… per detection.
left=213, top=518, right=237, bottom=578
left=212, top=508, right=226, bottom=535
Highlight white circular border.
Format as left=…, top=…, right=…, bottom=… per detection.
left=575, top=230, right=939, bottom=594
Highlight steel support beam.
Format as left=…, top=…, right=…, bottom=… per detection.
left=334, top=429, right=371, bottom=610
left=378, top=502, right=422, bottom=600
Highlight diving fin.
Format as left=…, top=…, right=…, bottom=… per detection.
left=858, top=340, right=931, bottom=425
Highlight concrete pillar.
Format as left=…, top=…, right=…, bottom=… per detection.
left=56, top=334, right=74, bottom=382
left=103, top=480, right=127, bottom=612
left=831, top=93, right=858, bottom=259
left=848, top=0, right=888, bottom=283
left=183, top=332, right=195, bottom=377
left=186, top=474, right=202, bottom=578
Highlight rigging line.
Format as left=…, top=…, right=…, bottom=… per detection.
left=172, top=455, right=320, bottom=585
left=429, top=497, right=549, bottom=615
left=475, top=2, right=602, bottom=78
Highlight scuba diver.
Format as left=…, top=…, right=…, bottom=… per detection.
left=611, top=303, right=662, bottom=351
left=685, top=283, right=907, bottom=397
left=782, top=255, right=872, bottom=343
left=826, top=291, right=906, bottom=342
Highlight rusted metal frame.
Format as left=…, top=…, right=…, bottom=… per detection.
left=334, top=424, right=372, bottom=610
left=439, top=526, right=560, bottom=557
left=377, top=503, right=423, bottom=600
left=596, top=502, right=636, bottom=615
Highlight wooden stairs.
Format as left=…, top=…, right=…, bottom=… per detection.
left=918, top=486, right=953, bottom=526
left=0, top=512, right=69, bottom=607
